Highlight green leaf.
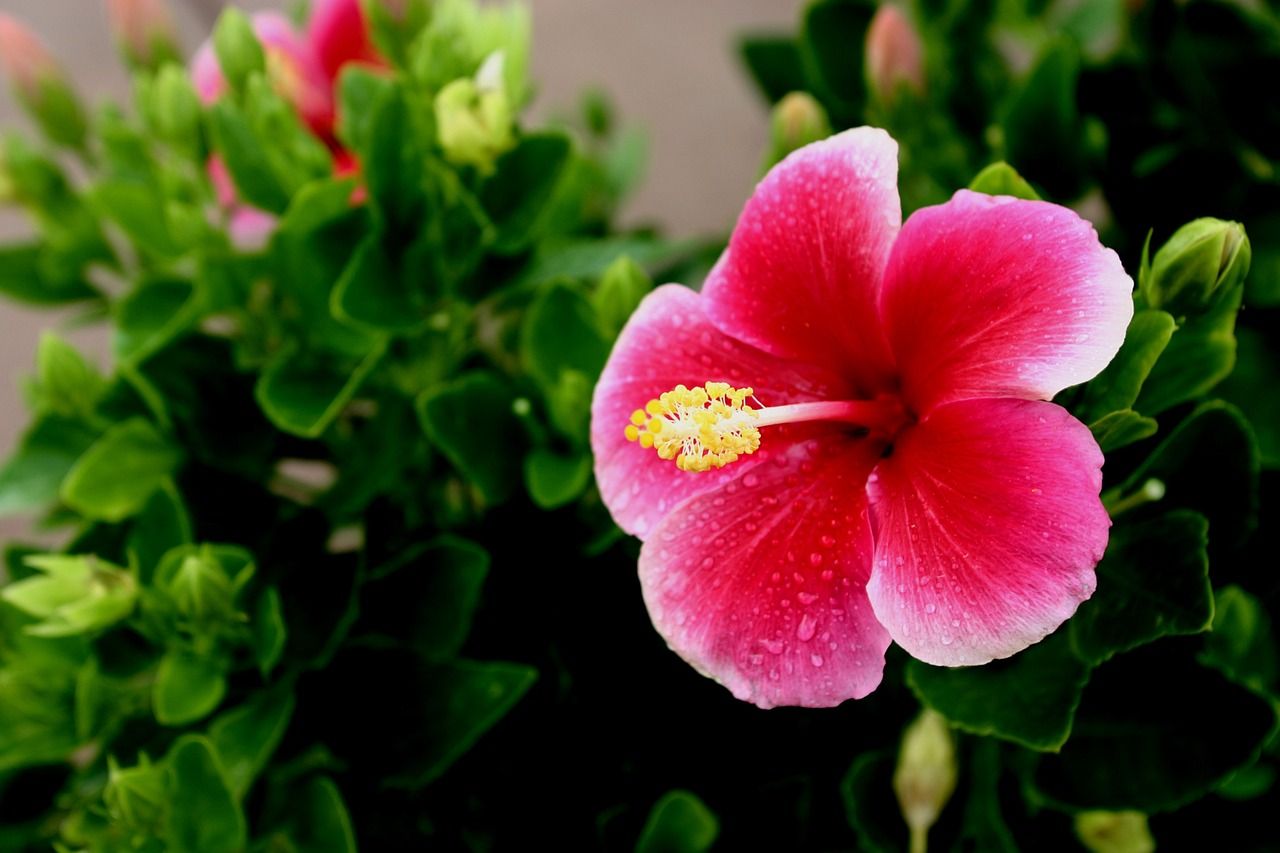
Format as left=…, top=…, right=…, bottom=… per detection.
left=960, top=741, right=1019, bottom=853
left=514, top=237, right=697, bottom=289
left=1032, top=649, right=1279, bottom=812
left=521, top=281, right=610, bottom=390
left=0, top=243, right=98, bottom=305
left=839, top=751, right=902, bottom=853
left=1200, top=585, right=1277, bottom=694
left=209, top=683, right=295, bottom=800
left=362, top=84, right=428, bottom=229
left=284, top=777, right=357, bottom=853
left=330, top=236, right=427, bottom=332
left=1135, top=291, right=1240, bottom=416
left=524, top=449, right=592, bottom=509
left=593, top=254, right=653, bottom=338
left=208, top=99, right=290, bottom=213
left=253, top=587, right=288, bottom=676
left=256, top=341, right=388, bottom=438
left=61, top=419, right=181, bottom=522
left=89, top=178, right=181, bottom=257
left=739, top=36, right=808, bottom=104
left=126, top=483, right=193, bottom=584
left=1069, top=511, right=1212, bottom=665
left=906, top=630, right=1090, bottom=752
left=164, top=735, right=247, bottom=853
left=365, top=536, right=489, bottom=659
left=153, top=650, right=227, bottom=726
left=417, top=371, right=524, bottom=504
left=31, top=332, right=107, bottom=420
left=968, top=162, right=1041, bottom=200
left=800, top=0, right=875, bottom=123
left=1002, top=37, right=1085, bottom=196
left=480, top=132, right=572, bottom=254
left=1110, top=401, right=1259, bottom=557
left=1217, top=326, right=1280, bottom=469
left=1088, top=409, right=1159, bottom=452
left=336, top=65, right=396, bottom=156
left=0, top=416, right=98, bottom=515
left=115, top=278, right=202, bottom=366
left=635, top=790, right=720, bottom=853
left=1077, top=310, right=1176, bottom=422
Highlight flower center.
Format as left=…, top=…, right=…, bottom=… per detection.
left=625, top=382, right=909, bottom=472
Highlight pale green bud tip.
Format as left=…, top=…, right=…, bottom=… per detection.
left=1146, top=218, right=1250, bottom=314
left=1, top=554, right=137, bottom=636
left=866, top=4, right=926, bottom=105
left=213, top=7, right=265, bottom=90
left=0, top=14, right=60, bottom=99
left=893, top=709, right=957, bottom=853
left=1075, top=811, right=1156, bottom=853
left=107, top=0, right=181, bottom=69
left=771, top=92, right=832, bottom=156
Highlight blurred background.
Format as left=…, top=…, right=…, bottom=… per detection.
left=0, top=0, right=803, bottom=537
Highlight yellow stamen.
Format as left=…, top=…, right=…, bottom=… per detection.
left=623, top=382, right=761, bottom=472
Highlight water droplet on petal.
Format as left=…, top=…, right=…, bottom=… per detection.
left=796, top=613, right=818, bottom=641
left=810, top=653, right=824, bottom=667
left=924, top=603, right=936, bottom=614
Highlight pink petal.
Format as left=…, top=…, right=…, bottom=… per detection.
left=640, top=437, right=890, bottom=708
left=867, top=398, right=1108, bottom=666
left=701, top=127, right=901, bottom=394
left=590, top=285, right=852, bottom=539
left=880, top=190, right=1133, bottom=414
left=308, top=0, right=386, bottom=84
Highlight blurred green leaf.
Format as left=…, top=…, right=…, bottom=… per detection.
left=593, top=255, right=653, bottom=339
left=253, top=587, right=287, bottom=677
left=1200, top=585, right=1277, bottom=694
left=907, top=630, right=1089, bottom=752
left=89, top=179, right=182, bottom=257
left=1088, top=409, right=1159, bottom=452
left=283, top=776, right=358, bottom=853
left=0, top=415, right=98, bottom=515
left=968, top=162, right=1040, bottom=200
left=417, top=371, right=524, bottom=504
left=480, top=132, right=572, bottom=254
left=1217, top=326, right=1280, bottom=469
left=0, top=244, right=98, bottom=305
left=126, top=483, right=192, bottom=584
left=739, top=35, right=808, bottom=104
left=1069, top=511, right=1212, bottom=665
left=800, top=0, right=875, bottom=123
left=524, top=448, right=592, bottom=509
left=164, top=735, right=247, bottom=852
left=635, top=789, right=720, bottom=853
left=256, top=341, right=388, bottom=438
left=1002, top=37, right=1085, bottom=197
left=209, top=683, right=295, bottom=800
left=330, top=236, right=428, bottom=332
left=30, top=333, right=106, bottom=421
left=61, top=419, right=181, bottom=522
left=522, top=281, right=609, bottom=390
left=209, top=99, right=290, bottom=214
left=840, top=751, right=902, bottom=853
left=115, top=279, right=201, bottom=365
left=153, top=650, right=227, bottom=726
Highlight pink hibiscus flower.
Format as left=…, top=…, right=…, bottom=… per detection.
left=590, top=128, right=1133, bottom=709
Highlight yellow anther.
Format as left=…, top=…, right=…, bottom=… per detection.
left=622, top=381, right=761, bottom=473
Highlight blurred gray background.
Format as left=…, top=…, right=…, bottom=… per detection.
left=0, top=0, right=803, bottom=538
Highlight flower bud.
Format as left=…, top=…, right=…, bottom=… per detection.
left=764, top=92, right=832, bottom=171
left=104, top=755, right=167, bottom=835
left=434, top=52, right=516, bottom=174
left=150, top=63, right=204, bottom=154
left=107, top=0, right=181, bottom=70
left=865, top=5, right=926, bottom=106
left=1143, top=218, right=1250, bottom=315
left=1075, top=810, right=1156, bottom=853
left=0, top=14, right=88, bottom=148
left=893, top=709, right=957, bottom=853
left=1, top=554, right=137, bottom=637
left=212, top=7, right=266, bottom=92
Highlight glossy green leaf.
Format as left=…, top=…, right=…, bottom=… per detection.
left=1217, top=326, right=1280, bottom=469
left=253, top=587, right=288, bottom=676
left=1089, top=409, right=1159, bottom=452
left=1200, top=585, right=1277, bottom=693
left=417, top=371, right=524, bottom=504
left=209, top=683, right=295, bottom=800
left=524, top=448, right=592, bottom=509
left=1032, top=649, right=1278, bottom=811
left=1136, top=290, right=1241, bottom=416
left=800, top=0, right=875, bottom=123
left=115, top=278, right=201, bottom=365
left=209, top=99, right=290, bottom=213
left=164, top=735, right=247, bottom=853
left=1078, top=310, right=1176, bottom=422
left=635, top=789, right=720, bottom=853
left=968, top=162, right=1040, bottom=200
left=480, top=132, right=572, bottom=254
left=285, top=777, right=358, bottom=853
left=521, top=282, right=609, bottom=391
left=61, top=419, right=181, bottom=522
left=256, top=341, right=387, bottom=438
left=1069, top=511, right=1212, bottom=665
left=1002, top=37, right=1085, bottom=196
left=0, top=415, right=98, bottom=515
left=907, top=630, right=1090, bottom=751
left=153, top=650, right=227, bottom=726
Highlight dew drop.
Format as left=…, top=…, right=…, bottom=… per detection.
left=798, top=591, right=819, bottom=605
left=796, top=613, right=818, bottom=641
left=700, top=557, right=715, bottom=569
left=940, top=634, right=953, bottom=646
left=743, top=473, right=760, bottom=488
left=820, top=534, right=836, bottom=547
left=809, top=552, right=824, bottom=566
left=763, top=638, right=785, bottom=655
left=810, top=653, right=825, bottom=668
left=821, top=569, right=834, bottom=582
left=924, top=603, right=936, bottom=614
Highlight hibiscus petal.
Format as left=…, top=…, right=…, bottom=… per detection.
left=867, top=398, right=1108, bottom=666
left=591, top=285, right=851, bottom=538
left=308, top=0, right=386, bottom=84
left=639, top=437, right=890, bottom=708
left=702, top=127, right=900, bottom=393
left=880, top=190, right=1133, bottom=413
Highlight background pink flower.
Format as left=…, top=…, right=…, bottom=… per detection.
left=591, top=128, right=1133, bottom=708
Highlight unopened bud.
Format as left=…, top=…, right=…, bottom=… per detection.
left=893, top=709, right=957, bottom=853
left=434, top=52, right=515, bottom=174
left=865, top=5, right=926, bottom=106
left=104, top=755, right=168, bottom=834
left=0, top=14, right=87, bottom=148
left=1, top=554, right=137, bottom=637
left=1143, top=218, right=1250, bottom=315
left=150, top=63, right=204, bottom=154
left=764, top=92, right=831, bottom=171
left=1075, top=811, right=1156, bottom=853
left=212, top=7, right=266, bottom=92
left=107, top=0, right=181, bottom=70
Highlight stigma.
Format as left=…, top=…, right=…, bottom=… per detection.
left=625, top=382, right=762, bottom=472
left=626, top=382, right=911, bottom=473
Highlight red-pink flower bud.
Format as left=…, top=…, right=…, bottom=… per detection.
left=865, top=5, right=925, bottom=105
left=0, top=14, right=60, bottom=105
left=106, top=0, right=181, bottom=69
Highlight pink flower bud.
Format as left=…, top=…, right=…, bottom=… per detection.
left=0, top=14, right=60, bottom=104
left=865, top=5, right=925, bottom=105
left=106, top=0, right=181, bottom=69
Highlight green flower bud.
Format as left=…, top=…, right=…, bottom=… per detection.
left=893, top=709, right=957, bottom=853
left=150, top=64, right=204, bottom=155
left=212, top=8, right=266, bottom=93
left=154, top=545, right=255, bottom=637
left=1143, top=218, right=1251, bottom=315
left=594, top=255, right=653, bottom=339
left=1, top=554, right=137, bottom=637
left=107, top=0, right=182, bottom=71
left=763, top=92, right=832, bottom=172
left=0, top=15, right=88, bottom=149
left=104, top=754, right=168, bottom=835
left=434, top=52, right=516, bottom=174
left=1075, top=810, right=1156, bottom=853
